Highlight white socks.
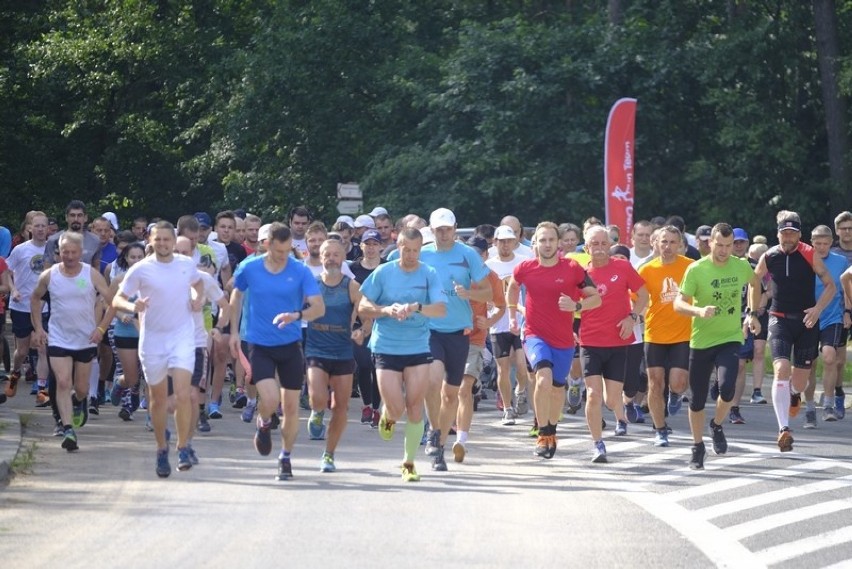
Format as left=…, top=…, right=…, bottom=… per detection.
left=772, top=379, right=790, bottom=430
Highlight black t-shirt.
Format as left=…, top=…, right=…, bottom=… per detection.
left=349, top=258, right=385, bottom=284
left=224, top=241, right=247, bottom=272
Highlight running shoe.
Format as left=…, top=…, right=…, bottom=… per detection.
left=534, top=435, right=550, bottom=458
left=145, top=413, right=153, bottom=431
left=156, top=448, right=171, bottom=478
left=496, top=390, right=505, bottom=412
left=35, top=390, right=50, bottom=408
left=88, top=396, right=99, bottom=416
left=709, top=380, right=719, bottom=402
left=515, top=389, right=529, bottom=415
left=625, top=403, right=639, bottom=424
left=431, top=447, right=448, bottom=471
left=228, top=382, right=237, bottom=404
left=276, top=457, right=293, bottom=480
left=4, top=371, right=20, bottom=398
left=424, top=429, right=441, bottom=457
left=29, top=381, right=38, bottom=395
left=61, top=428, right=78, bottom=452
left=803, top=409, right=817, bottom=429
left=823, top=406, right=837, bottom=422
left=689, top=443, right=706, bottom=470
left=528, top=421, right=539, bottom=438
left=789, top=392, right=802, bottom=418
left=371, top=409, right=380, bottom=429
left=177, top=447, right=192, bottom=471
left=299, top=391, right=310, bottom=411
left=241, top=400, right=256, bottom=423
left=835, top=395, right=846, bottom=420
left=119, top=407, right=133, bottom=422
left=750, top=389, right=767, bottom=404
left=501, top=407, right=517, bottom=426
left=728, top=406, right=745, bottom=425
left=321, top=452, right=336, bottom=473
left=307, top=410, right=326, bottom=440
left=544, top=435, right=557, bottom=459
left=709, top=419, right=727, bottom=455
left=614, top=420, right=628, bottom=436
left=634, top=405, right=646, bottom=424
left=378, top=409, right=395, bottom=441
left=401, top=462, right=420, bottom=482
left=566, top=381, right=583, bottom=413
left=653, top=429, right=669, bottom=447
left=777, top=427, right=794, bottom=452
left=187, top=445, right=199, bottom=465
left=452, top=441, right=466, bottom=463
left=667, top=391, right=683, bottom=416
left=110, top=381, right=125, bottom=407
left=197, top=409, right=212, bottom=431
left=254, top=415, right=276, bottom=456
left=232, top=389, right=247, bottom=409
left=53, top=419, right=64, bottom=437
left=360, top=405, right=372, bottom=424
left=208, top=401, right=222, bottom=419
left=139, top=396, right=148, bottom=410
left=72, top=395, right=89, bottom=429
left=421, top=420, right=429, bottom=445
left=591, top=440, right=607, bottom=463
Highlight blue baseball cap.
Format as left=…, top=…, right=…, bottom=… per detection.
left=733, top=228, right=749, bottom=241
left=361, top=229, right=382, bottom=243
left=194, top=212, right=212, bottom=228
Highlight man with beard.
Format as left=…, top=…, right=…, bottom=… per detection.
left=44, top=200, right=103, bottom=269
left=507, top=222, right=601, bottom=460
left=750, top=211, right=835, bottom=452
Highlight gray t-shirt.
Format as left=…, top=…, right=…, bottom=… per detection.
left=45, top=230, right=103, bottom=267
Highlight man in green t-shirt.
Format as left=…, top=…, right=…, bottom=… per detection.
left=675, top=223, right=763, bottom=470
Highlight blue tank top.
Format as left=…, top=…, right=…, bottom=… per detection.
left=113, top=294, right=140, bottom=338
left=305, top=275, right=354, bottom=360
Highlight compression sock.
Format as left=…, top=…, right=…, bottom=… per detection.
left=772, top=380, right=791, bottom=429
left=404, top=420, right=425, bottom=463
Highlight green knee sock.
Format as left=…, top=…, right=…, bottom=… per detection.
left=404, top=420, right=425, bottom=463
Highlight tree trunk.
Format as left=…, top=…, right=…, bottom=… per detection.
left=813, top=0, right=851, bottom=213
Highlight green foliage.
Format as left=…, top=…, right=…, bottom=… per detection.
left=0, top=1, right=849, bottom=235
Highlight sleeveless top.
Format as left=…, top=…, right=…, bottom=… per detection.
left=305, top=275, right=354, bottom=360
left=48, top=263, right=97, bottom=350
left=764, top=242, right=816, bottom=314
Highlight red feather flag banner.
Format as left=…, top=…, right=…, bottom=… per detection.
left=604, top=98, right=637, bottom=246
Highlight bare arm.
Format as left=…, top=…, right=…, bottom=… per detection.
left=459, top=276, right=492, bottom=303
left=807, top=254, right=837, bottom=328
left=30, top=270, right=51, bottom=345
left=674, top=291, right=715, bottom=319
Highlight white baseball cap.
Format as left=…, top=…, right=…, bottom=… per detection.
left=494, top=225, right=516, bottom=240
left=420, top=226, right=435, bottom=245
left=354, top=215, right=376, bottom=229
left=102, top=212, right=119, bottom=231
left=336, top=215, right=355, bottom=227
left=369, top=206, right=388, bottom=217
left=258, top=223, right=272, bottom=242
left=429, top=208, right=456, bottom=228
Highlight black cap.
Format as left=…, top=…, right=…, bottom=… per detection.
left=696, top=225, right=712, bottom=240
left=609, top=244, right=631, bottom=259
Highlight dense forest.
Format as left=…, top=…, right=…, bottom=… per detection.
left=1, top=1, right=849, bottom=236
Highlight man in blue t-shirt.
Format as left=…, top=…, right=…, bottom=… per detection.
left=418, top=208, right=491, bottom=472
left=359, top=227, right=447, bottom=482
left=229, top=222, right=324, bottom=481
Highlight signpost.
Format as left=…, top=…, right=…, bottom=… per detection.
left=336, top=183, right=362, bottom=215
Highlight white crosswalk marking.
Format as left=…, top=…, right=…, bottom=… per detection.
left=757, top=526, right=852, bottom=565
left=725, top=500, right=852, bottom=540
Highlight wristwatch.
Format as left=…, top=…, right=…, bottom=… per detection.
left=629, top=312, right=638, bottom=321
left=415, top=302, right=422, bottom=313
left=575, top=301, right=583, bottom=312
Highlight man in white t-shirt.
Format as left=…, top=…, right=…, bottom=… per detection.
left=629, top=220, right=655, bottom=268
left=485, top=225, right=531, bottom=424
left=114, top=221, right=204, bottom=478
left=488, top=216, right=533, bottom=260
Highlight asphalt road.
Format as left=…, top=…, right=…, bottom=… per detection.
left=1, top=381, right=852, bottom=569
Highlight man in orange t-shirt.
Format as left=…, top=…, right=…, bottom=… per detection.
left=452, top=236, right=506, bottom=463
left=638, top=225, right=694, bottom=447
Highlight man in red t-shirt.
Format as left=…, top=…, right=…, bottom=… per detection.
left=580, top=226, right=648, bottom=463
left=507, top=222, right=600, bottom=460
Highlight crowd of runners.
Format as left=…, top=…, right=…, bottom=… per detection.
left=1, top=201, right=850, bottom=480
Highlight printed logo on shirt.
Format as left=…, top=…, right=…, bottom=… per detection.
left=610, top=275, right=619, bottom=282
left=660, top=277, right=680, bottom=304
left=29, top=254, right=44, bottom=274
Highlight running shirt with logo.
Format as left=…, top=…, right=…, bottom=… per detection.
left=679, top=255, right=755, bottom=349
left=512, top=257, right=591, bottom=349
left=485, top=254, right=525, bottom=334
left=47, top=263, right=97, bottom=350
left=763, top=242, right=816, bottom=314
left=6, top=240, right=48, bottom=312
left=359, top=261, right=446, bottom=355
left=816, top=251, right=847, bottom=328
left=306, top=275, right=355, bottom=360
left=639, top=255, right=693, bottom=344
left=119, top=254, right=201, bottom=355
left=234, top=255, right=319, bottom=347
left=420, top=242, right=491, bottom=333
left=581, top=258, right=645, bottom=347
